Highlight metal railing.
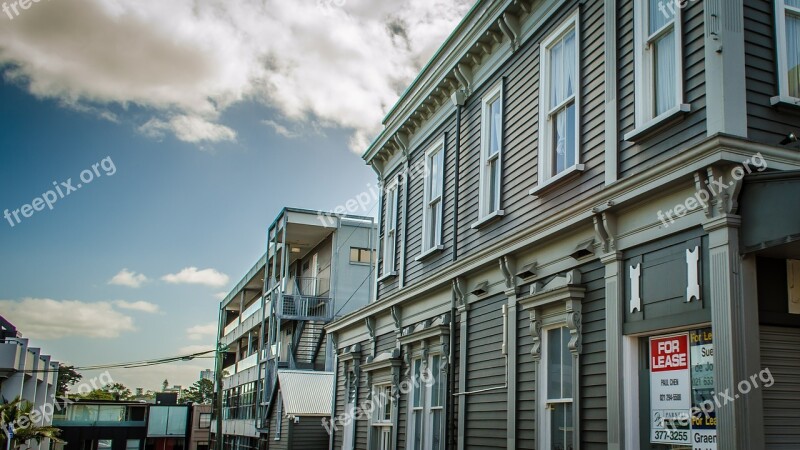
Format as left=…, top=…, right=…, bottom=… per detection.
left=292, top=277, right=330, bottom=296
left=276, top=294, right=333, bottom=321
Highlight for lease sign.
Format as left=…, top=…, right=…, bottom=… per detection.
left=650, top=333, right=692, bottom=445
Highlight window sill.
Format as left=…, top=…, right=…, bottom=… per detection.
left=470, top=210, right=505, bottom=229
left=415, top=245, right=444, bottom=262
left=770, top=95, right=800, bottom=110
left=377, top=271, right=397, bottom=283
left=529, top=164, right=585, bottom=198
left=623, top=103, right=691, bottom=143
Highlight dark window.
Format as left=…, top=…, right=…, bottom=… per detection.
left=199, top=413, right=211, bottom=428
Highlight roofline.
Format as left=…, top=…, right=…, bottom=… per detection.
left=220, top=253, right=267, bottom=309
left=267, top=206, right=375, bottom=233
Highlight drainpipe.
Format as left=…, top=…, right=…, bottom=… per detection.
left=448, top=91, right=465, bottom=450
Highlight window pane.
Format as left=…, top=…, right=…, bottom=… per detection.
left=413, top=411, right=423, bottom=450
left=488, top=159, right=500, bottom=212
left=126, top=440, right=140, bottom=450
left=649, top=0, right=674, bottom=34
left=562, top=327, right=574, bottom=399
left=550, top=38, right=564, bottom=108
left=552, top=103, right=576, bottom=176
left=429, top=150, right=442, bottom=199
left=431, top=355, right=442, bottom=407
left=550, top=402, right=573, bottom=450
left=432, top=410, right=442, bottom=449
left=654, top=29, right=677, bottom=115
left=788, top=0, right=800, bottom=8
left=427, top=201, right=438, bottom=249
left=383, top=387, right=392, bottom=422
left=350, top=248, right=359, bottom=262
left=489, top=98, right=502, bottom=156
left=788, top=15, right=800, bottom=97
left=547, top=328, right=562, bottom=399
left=413, top=360, right=422, bottom=407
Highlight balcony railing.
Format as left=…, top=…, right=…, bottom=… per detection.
left=290, top=277, right=330, bottom=296
left=276, top=294, right=333, bottom=321
left=238, top=352, right=258, bottom=372
left=241, top=300, right=261, bottom=321
left=223, top=319, right=240, bottom=337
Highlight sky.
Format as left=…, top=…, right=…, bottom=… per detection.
left=0, top=0, right=472, bottom=391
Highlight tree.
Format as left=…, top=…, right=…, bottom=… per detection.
left=181, top=379, right=214, bottom=404
left=0, top=398, right=64, bottom=450
left=162, top=379, right=169, bottom=392
left=103, top=383, right=133, bottom=401
left=56, top=365, right=82, bottom=396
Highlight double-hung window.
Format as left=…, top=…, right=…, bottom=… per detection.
left=477, top=83, right=504, bottom=223
left=408, top=355, right=443, bottom=450
left=544, top=327, right=574, bottom=450
left=422, top=139, right=444, bottom=255
left=370, top=385, right=393, bottom=450
left=382, top=181, right=399, bottom=277
left=538, top=13, right=581, bottom=186
left=633, top=0, right=686, bottom=129
left=776, top=0, right=800, bottom=102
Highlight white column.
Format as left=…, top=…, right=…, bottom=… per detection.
left=602, top=252, right=624, bottom=450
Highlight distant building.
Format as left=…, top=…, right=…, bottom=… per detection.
left=0, top=316, right=60, bottom=450
left=200, top=370, right=214, bottom=382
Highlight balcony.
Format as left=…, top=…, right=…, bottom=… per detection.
left=223, top=319, right=240, bottom=337
left=276, top=294, right=333, bottom=321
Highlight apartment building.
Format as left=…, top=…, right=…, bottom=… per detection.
left=0, top=316, right=60, bottom=450
left=326, top=0, right=800, bottom=449
left=213, top=208, right=376, bottom=450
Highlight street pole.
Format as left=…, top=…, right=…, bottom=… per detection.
left=215, top=343, right=224, bottom=450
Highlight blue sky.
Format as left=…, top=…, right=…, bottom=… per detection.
left=0, top=0, right=471, bottom=391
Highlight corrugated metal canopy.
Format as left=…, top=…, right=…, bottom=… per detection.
left=277, top=370, right=334, bottom=417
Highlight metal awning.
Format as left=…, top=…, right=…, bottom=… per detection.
left=740, top=170, right=800, bottom=256
left=272, top=370, right=334, bottom=418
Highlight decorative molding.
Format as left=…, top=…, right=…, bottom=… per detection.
left=365, top=316, right=376, bottom=352
left=499, top=255, right=517, bottom=294
left=593, top=211, right=617, bottom=253
left=694, top=171, right=712, bottom=219
left=391, top=306, right=402, bottom=330
left=566, top=300, right=582, bottom=355
left=629, top=263, right=642, bottom=313
left=499, top=12, right=521, bottom=51
left=529, top=269, right=581, bottom=297
left=453, top=277, right=468, bottom=311
left=399, top=313, right=451, bottom=346
left=686, top=246, right=701, bottom=303
left=361, top=348, right=402, bottom=373
left=339, top=343, right=362, bottom=364
left=529, top=309, right=543, bottom=361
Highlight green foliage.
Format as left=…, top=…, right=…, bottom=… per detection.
left=0, top=398, right=64, bottom=450
left=56, top=365, right=82, bottom=396
left=72, top=383, right=133, bottom=401
left=181, top=379, right=214, bottom=404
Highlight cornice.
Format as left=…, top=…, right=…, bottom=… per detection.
left=328, top=136, right=800, bottom=333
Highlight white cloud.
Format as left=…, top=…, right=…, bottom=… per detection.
left=113, top=300, right=161, bottom=314
left=262, top=119, right=298, bottom=139
left=0, top=298, right=136, bottom=339
left=186, top=323, right=217, bottom=341
left=162, top=267, right=230, bottom=288
left=139, top=115, right=237, bottom=144
left=108, top=269, right=148, bottom=288
left=0, top=0, right=471, bottom=151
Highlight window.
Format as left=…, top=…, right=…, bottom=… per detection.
left=776, top=0, right=800, bottom=101
left=371, top=385, right=393, bottom=450
left=633, top=0, right=685, bottom=128
left=422, top=139, right=444, bottom=254
left=544, top=327, right=574, bottom=450
left=199, top=413, right=211, bottom=429
left=382, top=182, right=399, bottom=276
left=350, top=247, right=374, bottom=264
left=342, top=372, right=357, bottom=450
left=126, top=440, right=140, bottom=450
left=275, top=391, right=282, bottom=440
left=478, top=83, right=503, bottom=221
left=407, top=355, right=443, bottom=450
left=538, top=13, right=581, bottom=185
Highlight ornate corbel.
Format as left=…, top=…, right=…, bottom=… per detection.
left=365, top=316, right=376, bottom=357
left=529, top=309, right=542, bottom=361
left=499, top=255, right=517, bottom=295
left=453, top=276, right=468, bottom=311
left=498, top=12, right=520, bottom=51
left=593, top=210, right=617, bottom=254
left=566, top=300, right=582, bottom=355
left=693, top=170, right=712, bottom=219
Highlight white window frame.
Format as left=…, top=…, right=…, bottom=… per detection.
left=342, top=371, right=357, bottom=450
left=370, top=384, right=393, bottom=450
left=406, top=354, right=443, bottom=450
left=774, top=0, right=800, bottom=104
left=632, top=0, right=689, bottom=131
left=539, top=325, right=575, bottom=450
left=381, top=180, right=399, bottom=278
left=474, top=82, right=504, bottom=227
left=420, top=138, right=444, bottom=258
left=536, top=12, right=583, bottom=190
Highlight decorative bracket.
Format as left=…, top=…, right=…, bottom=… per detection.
left=529, top=309, right=542, bottom=361
left=686, top=246, right=701, bottom=302
left=593, top=211, right=617, bottom=253
left=453, top=277, right=468, bottom=311
left=566, top=300, right=582, bottom=355
left=499, top=255, right=517, bottom=295
left=629, top=263, right=642, bottom=313
left=365, top=316, right=376, bottom=357
left=693, top=171, right=712, bottom=219
left=498, top=12, right=520, bottom=51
